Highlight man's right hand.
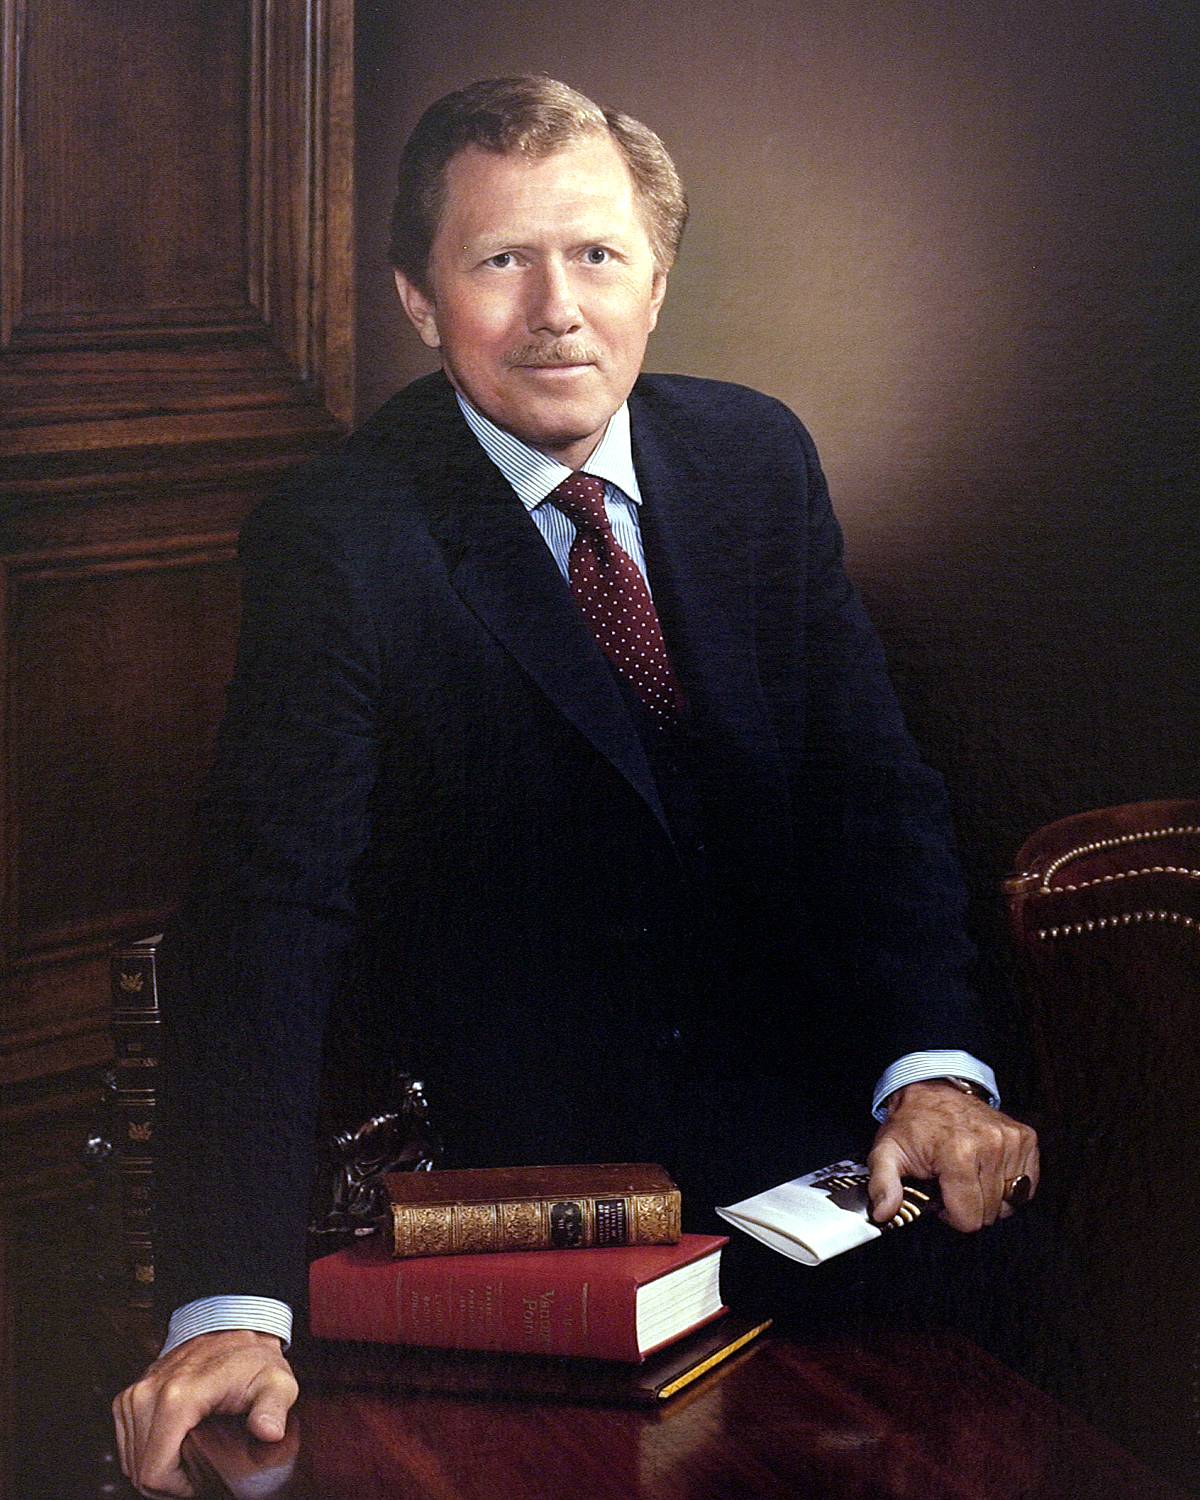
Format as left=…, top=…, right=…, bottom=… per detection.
left=112, top=1328, right=298, bottom=1498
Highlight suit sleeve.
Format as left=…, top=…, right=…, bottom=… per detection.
left=157, top=494, right=382, bottom=1313
left=756, top=404, right=991, bottom=1095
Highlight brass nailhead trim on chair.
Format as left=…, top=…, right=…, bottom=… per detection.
left=1039, top=864, right=1200, bottom=895
left=1033, top=825, right=1200, bottom=894
left=1035, top=909, right=1197, bottom=941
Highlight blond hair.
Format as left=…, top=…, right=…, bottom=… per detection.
left=389, top=75, right=688, bottom=289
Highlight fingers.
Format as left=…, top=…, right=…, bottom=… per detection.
left=997, top=1135, right=1040, bottom=1219
left=947, top=1115, right=1040, bottom=1230
left=1020, top=1134, right=1038, bottom=1194
left=935, top=1144, right=988, bottom=1231
left=871, top=1082, right=1041, bottom=1236
left=246, top=1365, right=301, bottom=1442
left=111, top=1389, right=129, bottom=1478
left=114, top=1383, right=193, bottom=1500
left=112, top=1330, right=294, bottom=1499
left=128, top=1374, right=200, bottom=1498
left=866, top=1138, right=906, bottom=1224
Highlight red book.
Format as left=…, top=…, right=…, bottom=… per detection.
left=309, top=1233, right=728, bottom=1363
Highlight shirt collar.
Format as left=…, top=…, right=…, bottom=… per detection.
left=454, top=390, right=642, bottom=512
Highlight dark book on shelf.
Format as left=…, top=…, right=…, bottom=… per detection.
left=110, top=934, right=163, bottom=1307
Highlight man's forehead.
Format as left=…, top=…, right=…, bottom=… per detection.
left=437, top=138, right=647, bottom=247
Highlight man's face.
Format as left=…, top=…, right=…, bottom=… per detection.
left=394, top=134, right=668, bottom=470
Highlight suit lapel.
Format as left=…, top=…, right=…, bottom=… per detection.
left=629, top=391, right=764, bottom=744
left=629, top=387, right=797, bottom=887
left=400, top=379, right=672, bottom=840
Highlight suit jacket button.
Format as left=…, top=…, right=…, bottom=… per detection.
left=654, top=1026, right=684, bottom=1053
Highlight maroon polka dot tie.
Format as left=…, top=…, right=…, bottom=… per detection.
left=548, top=472, right=684, bottom=721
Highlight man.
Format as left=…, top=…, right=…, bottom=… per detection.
left=114, top=76, right=1038, bottom=1497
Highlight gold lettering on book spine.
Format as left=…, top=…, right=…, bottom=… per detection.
left=500, top=1199, right=543, bottom=1249
left=630, top=1192, right=680, bottom=1243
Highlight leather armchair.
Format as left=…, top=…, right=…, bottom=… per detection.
left=1004, top=799, right=1199, bottom=1490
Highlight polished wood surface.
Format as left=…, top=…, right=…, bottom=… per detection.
left=182, top=1332, right=1191, bottom=1500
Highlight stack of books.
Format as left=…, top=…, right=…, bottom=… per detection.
left=307, top=1163, right=769, bottom=1402
left=308, top=1157, right=939, bottom=1400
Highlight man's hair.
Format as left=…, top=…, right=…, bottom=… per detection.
left=388, top=75, right=688, bottom=290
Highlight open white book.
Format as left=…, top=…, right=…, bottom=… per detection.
left=716, top=1159, right=935, bottom=1266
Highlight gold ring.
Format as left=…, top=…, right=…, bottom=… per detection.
left=1003, top=1173, right=1032, bottom=1207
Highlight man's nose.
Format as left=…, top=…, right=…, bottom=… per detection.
left=527, top=260, right=581, bottom=335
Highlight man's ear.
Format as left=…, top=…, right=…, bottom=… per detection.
left=393, top=269, right=441, bottom=350
left=647, top=268, right=668, bottom=333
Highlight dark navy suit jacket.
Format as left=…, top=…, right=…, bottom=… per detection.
left=157, top=371, right=988, bottom=1312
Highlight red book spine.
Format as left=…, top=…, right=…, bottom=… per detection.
left=309, top=1234, right=725, bottom=1363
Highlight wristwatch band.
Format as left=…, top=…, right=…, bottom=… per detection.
left=941, top=1075, right=991, bottom=1101
left=886, top=1074, right=991, bottom=1114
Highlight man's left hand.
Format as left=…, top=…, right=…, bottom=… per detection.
left=867, top=1080, right=1039, bottom=1231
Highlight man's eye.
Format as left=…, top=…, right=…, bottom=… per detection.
left=583, top=247, right=610, bottom=264
left=485, top=253, right=514, bottom=269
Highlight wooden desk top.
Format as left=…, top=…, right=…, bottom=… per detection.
left=182, top=1330, right=1191, bottom=1499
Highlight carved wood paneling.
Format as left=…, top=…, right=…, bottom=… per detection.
left=4, top=536, right=240, bottom=962
left=0, top=0, right=353, bottom=455
left=17, top=0, right=251, bottom=330
left=0, top=0, right=354, bottom=1206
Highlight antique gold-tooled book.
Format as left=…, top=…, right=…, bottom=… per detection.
left=380, top=1163, right=681, bottom=1257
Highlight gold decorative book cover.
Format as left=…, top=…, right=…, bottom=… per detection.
left=381, top=1162, right=681, bottom=1257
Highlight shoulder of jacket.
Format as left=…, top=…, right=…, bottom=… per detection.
left=634, top=372, right=807, bottom=435
left=246, top=375, right=455, bottom=537
left=631, top=374, right=818, bottom=475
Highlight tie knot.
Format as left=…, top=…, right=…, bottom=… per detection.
left=549, top=472, right=609, bottom=534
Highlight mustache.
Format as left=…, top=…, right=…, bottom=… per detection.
left=507, top=341, right=600, bottom=367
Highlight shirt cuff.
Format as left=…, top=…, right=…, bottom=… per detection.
left=161, top=1296, right=294, bottom=1358
left=871, top=1051, right=1000, bottom=1122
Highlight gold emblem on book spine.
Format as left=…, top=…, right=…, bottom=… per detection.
left=456, top=1202, right=498, bottom=1251
left=119, top=971, right=145, bottom=992
left=128, top=1122, right=152, bottom=1143
left=631, top=1192, right=679, bottom=1243
left=405, top=1205, right=454, bottom=1255
left=501, top=1199, right=542, bottom=1249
